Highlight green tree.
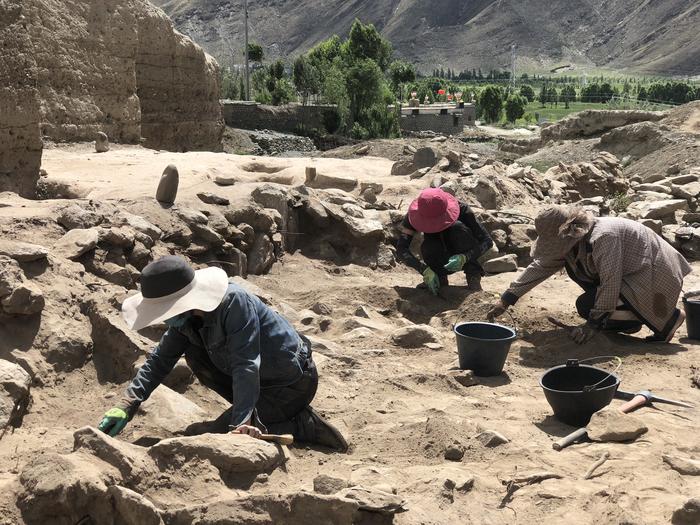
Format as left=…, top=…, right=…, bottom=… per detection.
left=599, top=82, right=614, bottom=102
left=505, top=94, right=527, bottom=123
left=549, top=86, right=559, bottom=106
left=269, top=60, right=285, bottom=80
left=246, top=42, right=264, bottom=63
left=538, top=84, right=548, bottom=107
left=345, top=58, right=383, bottom=124
left=519, top=84, right=535, bottom=102
left=345, top=19, right=392, bottom=71
left=220, top=68, right=240, bottom=100
left=389, top=60, right=416, bottom=101
left=293, top=55, right=321, bottom=106
left=560, top=85, right=576, bottom=108
left=479, top=85, right=504, bottom=123
left=322, top=63, right=350, bottom=129
left=308, top=35, right=342, bottom=80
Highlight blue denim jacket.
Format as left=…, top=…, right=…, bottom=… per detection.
left=125, top=283, right=307, bottom=427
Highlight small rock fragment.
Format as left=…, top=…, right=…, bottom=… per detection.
left=446, top=369, right=477, bottom=387
left=156, top=164, right=179, bottom=205
left=672, top=498, right=700, bottom=525
left=476, top=430, right=509, bottom=447
left=663, top=455, right=700, bottom=476
left=57, top=204, right=103, bottom=230
left=148, top=433, right=283, bottom=473
left=413, top=147, right=438, bottom=169
left=2, top=282, right=44, bottom=315
left=214, top=175, right=236, bottom=186
left=95, top=131, right=110, bottom=153
left=197, top=192, right=230, bottom=206
left=0, top=240, right=48, bottom=262
left=355, top=144, right=370, bottom=155
left=391, top=325, right=440, bottom=348
left=444, top=444, right=465, bottom=461
left=482, top=254, right=518, bottom=273
left=0, top=359, right=31, bottom=429
left=587, top=408, right=648, bottom=442
left=338, top=486, right=407, bottom=515
left=313, top=474, right=352, bottom=495
left=311, top=302, right=333, bottom=316
left=53, top=228, right=99, bottom=260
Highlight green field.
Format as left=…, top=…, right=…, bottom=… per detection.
left=520, top=101, right=607, bottom=124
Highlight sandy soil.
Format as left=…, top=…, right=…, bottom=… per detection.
left=0, top=144, right=698, bottom=524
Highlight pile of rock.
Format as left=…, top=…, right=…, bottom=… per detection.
left=0, top=244, right=46, bottom=315
left=0, top=359, right=31, bottom=430
left=16, top=426, right=406, bottom=525
left=299, top=183, right=392, bottom=269
left=543, top=152, right=627, bottom=200
left=246, top=129, right=317, bottom=156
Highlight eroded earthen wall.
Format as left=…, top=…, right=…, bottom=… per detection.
left=23, top=0, right=142, bottom=143
left=135, top=3, right=224, bottom=152
left=0, top=1, right=42, bottom=196
left=19, top=0, right=222, bottom=150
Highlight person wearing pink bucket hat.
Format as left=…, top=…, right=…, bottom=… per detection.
left=397, top=188, right=493, bottom=293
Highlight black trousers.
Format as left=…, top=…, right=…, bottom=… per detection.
left=183, top=343, right=318, bottom=436
left=575, top=286, right=644, bottom=332
left=421, top=221, right=483, bottom=277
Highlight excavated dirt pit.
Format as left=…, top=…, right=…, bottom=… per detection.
left=0, top=141, right=698, bottom=524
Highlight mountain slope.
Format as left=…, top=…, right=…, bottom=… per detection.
left=152, top=0, right=700, bottom=76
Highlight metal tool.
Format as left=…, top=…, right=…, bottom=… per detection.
left=547, top=316, right=576, bottom=335
left=614, top=389, right=694, bottom=410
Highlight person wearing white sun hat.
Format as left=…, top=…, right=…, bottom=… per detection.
left=98, top=255, right=348, bottom=451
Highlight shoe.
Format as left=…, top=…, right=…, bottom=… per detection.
left=645, top=310, right=686, bottom=343
left=295, top=407, right=348, bottom=452
left=466, top=273, right=482, bottom=292
left=664, top=310, right=685, bottom=343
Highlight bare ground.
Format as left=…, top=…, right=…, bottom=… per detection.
left=0, top=143, right=698, bottom=524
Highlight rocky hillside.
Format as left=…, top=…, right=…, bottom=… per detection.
left=152, top=0, right=699, bottom=75
left=0, top=0, right=224, bottom=197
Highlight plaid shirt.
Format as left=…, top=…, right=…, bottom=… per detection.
left=503, top=217, right=691, bottom=332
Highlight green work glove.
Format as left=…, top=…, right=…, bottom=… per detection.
left=422, top=268, right=440, bottom=295
left=444, top=254, right=468, bottom=272
left=98, top=407, right=128, bottom=437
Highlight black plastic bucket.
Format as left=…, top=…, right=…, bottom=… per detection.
left=539, top=361, right=620, bottom=427
left=454, top=322, right=516, bottom=376
left=682, top=296, right=700, bottom=340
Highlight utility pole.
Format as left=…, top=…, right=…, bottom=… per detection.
left=510, top=44, right=516, bottom=91
left=244, top=0, right=250, bottom=101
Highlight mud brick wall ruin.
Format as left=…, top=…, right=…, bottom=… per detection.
left=399, top=104, right=477, bottom=136
left=0, top=1, right=43, bottom=196
left=0, top=0, right=224, bottom=197
left=222, top=102, right=337, bottom=133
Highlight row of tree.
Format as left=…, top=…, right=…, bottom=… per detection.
left=430, top=68, right=512, bottom=81
left=219, top=21, right=700, bottom=136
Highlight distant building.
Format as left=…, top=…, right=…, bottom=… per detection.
left=398, top=103, right=476, bottom=135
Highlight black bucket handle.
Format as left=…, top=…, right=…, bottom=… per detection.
left=566, top=355, right=622, bottom=392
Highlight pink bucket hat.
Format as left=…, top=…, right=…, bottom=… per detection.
left=407, top=188, right=460, bottom=233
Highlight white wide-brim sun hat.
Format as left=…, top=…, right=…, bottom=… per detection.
left=122, top=256, right=229, bottom=331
